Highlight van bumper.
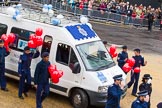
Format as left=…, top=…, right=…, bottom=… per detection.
left=86, top=90, right=107, bottom=106
left=85, top=85, right=128, bottom=107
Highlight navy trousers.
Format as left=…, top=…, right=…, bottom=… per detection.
left=0, top=66, right=6, bottom=89
left=18, top=70, right=31, bottom=97
left=127, top=71, right=140, bottom=94
left=36, top=83, right=50, bottom=108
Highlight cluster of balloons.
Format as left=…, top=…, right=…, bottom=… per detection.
left=122, top=58, right=140, bottom=73
left=108, top=45, right=118, bottom=58
left=1, top=33, right=16, bottom=51
left=28, top=28, right=43, bottom=48
left=42, top=4, right=54, bottom=17
left=48, top=64, right=64, bottom=83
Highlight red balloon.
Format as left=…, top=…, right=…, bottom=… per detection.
left=122, top=63, right=132, bottom=73
left=57, top=70, right=63, bottom=78
left=127, top=58, right=135, bottom=67
left=36, top=36, right=43, bottom=46
left=134, top=67, right=140, bottom=73
left=109, top=45, right=116, bottom=54
left=112, top=52, right=118, bottom=58
left=48, top=64, right=57, bottom=74
left=1, top=34, right=8, bottom=43
left=8, top=33, right=15, bottom=43
left=51, top=78, right=59, bottom=84
left=29, top=34, right=36, bottom=41
left=28, top=40, right=37, bottom=48
left=4, top=44, right=9, bottom=52
left=35, top=28, right=43, bottom=36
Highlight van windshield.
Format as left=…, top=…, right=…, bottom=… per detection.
left=76, top=41, right=115, bottom=71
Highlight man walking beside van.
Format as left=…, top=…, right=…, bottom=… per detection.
left=34, top=52, right=51, bottom=108
left=0, top=39, right=10, bottom=91
left=18, top=46, right=40, bottom=99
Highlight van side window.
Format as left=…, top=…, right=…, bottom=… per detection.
left=41, top=36, right=53, bottom=54
left=0, top=23, right=7, bottom=36
left=56, top=43, right=79, bottom=69
left=10, top=27, right=34, bottom=51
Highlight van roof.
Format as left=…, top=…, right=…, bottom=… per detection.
left=0, top=2, right=101, bottom=46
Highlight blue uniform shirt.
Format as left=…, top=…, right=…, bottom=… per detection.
left=117, top=51, right=128, bottom=68
left=131, top=98, right=148, bottom=108
left=132, top=55, right=145, bottom=69
left=34, top=60, right=51, bottom=85
left=0, top=47, right=10, bottom=66
left=106, top=83, right=123, bottom=108
left=18, top=51, right=40, bottom=74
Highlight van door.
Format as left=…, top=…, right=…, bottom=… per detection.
left=55, top=43, right=82, bottom=93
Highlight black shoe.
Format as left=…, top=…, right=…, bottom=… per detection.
left=131, top=93, right=137, bottom=97
left=19, top=96, right=24, bottom=99
left=1, top=88, right=9, bottom=92
left=24, top=93, right=28, bottom=97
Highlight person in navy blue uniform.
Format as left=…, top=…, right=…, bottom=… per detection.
left=157, top=102, right=162, bottom=108
left=105, top=74, right=123, bottom=108
left=0, top=39, right=10, bottom=91
left=117, top=45, right=128, bottom=71
left=18, top=46, right=40, bottom=99
left=127, top=49, right=147, bottom=97
left=131, top=90, right=149, bottom=108
left=139, top=74, right=152, bottom=108
left=34, top=52, right=51, bottom=108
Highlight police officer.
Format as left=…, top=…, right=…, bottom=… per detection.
left=34, top=52, right=51, bottom=108
left=105, top=74, right=123, bottom=108
left=139, top=74, right=152, bottom=108
left=0, top=39, right=10, bottom=91
left=18, top=46, right=40, bottom=99
left=127, top=49, right=147, bottom=97
left=147, top=9, right=154, bottom=32
left=117, top=45, right=128, bottom=70
left=131, top=90, right=149, bottom=108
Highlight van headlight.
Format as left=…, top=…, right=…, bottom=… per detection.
left=98, top=86, right=108, bottom=93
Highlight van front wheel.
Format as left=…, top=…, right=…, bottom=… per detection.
left=71, top=89, right=89, bottom=108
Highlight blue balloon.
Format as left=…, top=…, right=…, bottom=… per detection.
left=15, top=10, right=20, bottom=16
left=43, top=4, right=48, bottom=9
left=48, top=4, right=53, bottom=10
left=12, top=15, right=17, bottom=20
left=52, top=19, right=60, bottom=26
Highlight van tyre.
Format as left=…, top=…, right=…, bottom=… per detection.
left=71, top=89, right=89, bottom=108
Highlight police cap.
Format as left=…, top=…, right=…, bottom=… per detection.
left=113, top=74, right=123, bottom=80
left=143, top=74, right=152, bottom=79
left=122, top=45, right=127, bottom=49
left=41, top=52, right=49, bottom=58
left=134, top=48, right=140, bottom=53
left=24, top=46, right=30, bottom=51
left=137, top=90, right=148, bottom=96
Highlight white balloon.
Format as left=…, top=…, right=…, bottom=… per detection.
left=16, top=15, right=22, bottom=21
left=80, top=15, right=89, bottom=24
left=7, top=7, right=16, bottom=16
left=42, top=8, right=48, bottom=13
left=86, top=23, right=92, bottom=29
left=56, top=14, right=64, bottom=19
left=48, top=10, right=54, bottom=17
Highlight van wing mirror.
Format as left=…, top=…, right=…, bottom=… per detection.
left=72, top=62, right=81, bottom=74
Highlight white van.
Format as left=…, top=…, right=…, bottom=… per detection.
left=0, top=4, right=127, bottom=108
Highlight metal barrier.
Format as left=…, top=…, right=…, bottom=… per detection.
left=3, top=0, right=161, bottom=28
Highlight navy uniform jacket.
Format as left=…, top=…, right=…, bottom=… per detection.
left=117, top=51, right=128, bottom=68
left=34, top=60, right=51, bottom=85
left=131, top=98, right=148, bottom=108
left=132, top=55, right=145, bottom=69
left=18, top=51, right=40, bottom=74
left=139, top=83, right=152, bottom=96
left=106, top=84, right=123, bottom=108
left=0, top=47, right=10, bottom=67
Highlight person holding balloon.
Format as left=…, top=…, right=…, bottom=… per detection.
left=117, top=45, right=128, bottom=72
left=0, top=39, right=10, bottom=91
left=34, top=52, right=51, bottom=108
left=127, top=48, right=147, bottom=97
left=18, top=46, right=40, bottom=99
